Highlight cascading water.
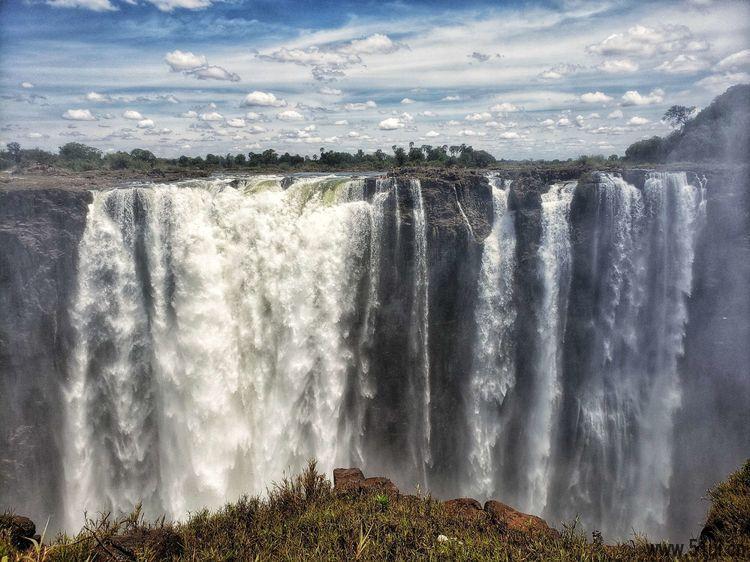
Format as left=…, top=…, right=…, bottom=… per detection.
left=63, top=176, right=373, bottom=528
left=1, top=169, right=727, bottom=543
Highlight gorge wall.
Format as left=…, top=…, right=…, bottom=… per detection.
left=0, top=168, right=747, bottom=542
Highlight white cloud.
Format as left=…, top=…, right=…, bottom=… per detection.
left=319, top=87, right=343, bottom=95
left=145, top=0, right=214, bottom=12
left=716, top=49, right=750, bottom=71
left=164, top=50, right=207, bottom=71
left=340, top=33, right=399, bottom=55
left=425, top=130, right=439, bottom=137
left=244, top=111, right=262, bottom=120
left=441, top=95, right=461, bottom=101
left=465, top=112, right=492, bottom=122
left=200, top=111, right=224, bottom=121
left=243, top=91, right=287, bottom=107
left=334, top=119, right=349, bottom=125
left=181, top=110, right=198, bottom=118
left=490, top=102, right=518, bottom=112
left=628, top=116, right=650, bottom=125
left=586, top=24, right=709, bottom=58
left=608, top=109, right=624, bottom=119
left=597, top=59, right=639, bottom=73
left=85, top=91, right=111, bottom=103
left=419, top=110, right=437, bottom=117
left=499, top=131, right=520, bottom=139
left=187, top=65, right=240, bottom=82
left=46, top=0, right=116, bottom=11
left=122, top=110, right=144, bottom=120
left=538, top=63, right=583, bottom=80
left=695, top=72, right=750, bottom=93
left=20, top=82, right=34, bottom=89
left=557, top=117, right=571, bottom=127
left=378, top=117, right=405, bottom=130
left=580, top=91, right=613, bottom=103
left=656, top=54, right=709, bottom=74
left=276, top=109, right=304, bottom=121
left=226, top=118, right=245, bottom=128
left=344, top=100, right=377, bottom=111
left=248, top=125, right=267, bottom=134
left=62, top=108, right=96, bottom=121
left=458, top=129, right=485, bottom=137
left=400, top=98, right=415, bottom=104
left=137, top=118, right=155, bottom=129
left=621, top=88, right=664, bottom=106
left=347, top=131, right=360, bottom=137
left=540, top=118, right=555, bottom=127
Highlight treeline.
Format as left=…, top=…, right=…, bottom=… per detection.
left=625, top=84, right=749, bottom=164
left=0, top=141, right=501, bottom=172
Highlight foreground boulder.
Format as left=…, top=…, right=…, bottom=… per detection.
left=484, top=500, right=558, bottom=536
left=444, top=498, right=486, bottom=521
left=333, top=468, right=400, bottom=497
left=0, top=514, right=37, bottom=549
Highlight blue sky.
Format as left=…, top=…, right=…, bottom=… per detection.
left=1, top=0, right=748, bottom=158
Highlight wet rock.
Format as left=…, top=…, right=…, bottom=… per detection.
left=332, top=468, right=399, bottom=497
left=0, top=514, right=36, bottom=549
left=484, top=500, right=558, bottom=536
left=333, top=467, right=364, bottom=491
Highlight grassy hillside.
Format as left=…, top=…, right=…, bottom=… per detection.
left=2, top=459, right=748, bottom=560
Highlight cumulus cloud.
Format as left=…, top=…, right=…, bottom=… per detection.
left=226, top=118, right=245, bottom=128
left=608, top=109, right=624, bottom=119
left=378, top=117, right=405, bottom=130
left=425, top=130, right=439, bottom=137
left=441, top=95, right=461, bottom=101
left=181, top=110, right=198, bottom=118
left=62, top=108, right=96, bottom=121
left=145, top=0, right=214, bottom=12
left=656, top=54, right=709, bottom=74
left=20, top=82, right=34, bottom=89
left=276, top=109, right=304, bottom=121
left=199, top=111, right=224, bottom=121
left=319, top=87, right=343, bottom=95
left=85, top=91, right=111, bottom=103
left=499, top=131, right=520, bottom=139
left=244, top=111, right=263, bottom=120
left=400, top=98, right=415, bottom=104
left=458, top=129, right=485, bottom=137
left=580, top=91, right=613, bottom=103
left=258, top=33, right=402, bottom=81
left=621, top=88, right=664, bottom=106
left=187, top=65, right=240, bottom=82
left=165, top=50, right=207, bottom=71
left=164, top=50, right=239, bottom=82
left=334, top=120, right=348, bottom=125
left=716, top=49, right=750, bottom=71
left=628, top=116, right=650, bottom=125
left=586, top=24, right=709, bottom=58
left=597, top=59, right=639, bottom=73
left=344, top=100, right=377, bottom=111
left=490, top=102, right=518, bottom=112
left=122, top=110, right=144, bottom=120
left=46, top=0, right=116, bottom=11
left=137, top=118, right=155, bottom=129
left=243, top=91, right=287, bottom=107
left=465, top=112, right=492, bottom=122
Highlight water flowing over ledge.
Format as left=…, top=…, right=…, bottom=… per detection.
left=1, top=169, right=747, bottom=543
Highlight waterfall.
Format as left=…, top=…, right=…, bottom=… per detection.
left=466, top=182, right=516, bottom=499
left=2, top=169, right=720, bottom=541
left=63, top=176, right=372, bottom=528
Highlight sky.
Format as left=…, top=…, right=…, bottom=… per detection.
left=0, top=0, right=748, bottom=159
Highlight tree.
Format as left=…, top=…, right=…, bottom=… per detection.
left=392, top=145, right=406, bottom=166
left=663, top=105, right=696, bottom=128
left=59, top=142, right=102, bottom=162
left=6, top=142, right=21, bottom=164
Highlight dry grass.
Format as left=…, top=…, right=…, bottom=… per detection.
left=2, top=459, right=748, bottom=561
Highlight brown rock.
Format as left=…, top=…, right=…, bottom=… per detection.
left=0, top=514, right=36, bottom=549
left=94, top=527, right=183, bottom=561
left=484, top=500, right=558, bottom=536
left=360, top=477, right=399, bottom=497
left=333, top=467, right=364, bottom=490
left=444, top=498, right=486, bottom=521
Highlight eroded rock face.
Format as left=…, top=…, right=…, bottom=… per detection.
left=443, top=498, right=486, bottom=521
left=332, top=468, right=399, bottom=497
left=0, top=514, right=37, bottom=549
left=0, top=187, right=92, bottom=527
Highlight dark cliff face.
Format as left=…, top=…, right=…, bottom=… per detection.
left=669, top=166, right=750, bottom=538
left=0, top=188, right=92, bottom=524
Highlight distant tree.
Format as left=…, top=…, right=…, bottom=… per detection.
left=392, top=145, right=407, bottom=166
left=663, top=105, right=696, bottom=128
left=6, top=142, right=21, bottom=164
left=608, top=154, right=619, bottom=161
left=130, top=148, right=157, bottom=167
left=234, top=153, right=246, bottom=166
left=59, top=142, right=101, bottom=161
